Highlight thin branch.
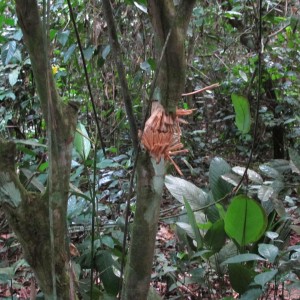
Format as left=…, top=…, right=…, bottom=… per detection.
left=182, top=83, right=220, bottom=96
left=67, top=0, right=106, bottom=158
left=102, top=0, right=139, bottom=152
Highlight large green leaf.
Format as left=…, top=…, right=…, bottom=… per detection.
left=74, top=123, right=91, bottom=160
left=224, top=195, right=267, bottom=246
left=209, top=157, right=232, bottom=201
left=231, top=94, right=251, bottom=134
left=228, top=264, right=253, bottom=294
left=204, top=219, right=226, bottom=253
left=165, top=175, right=209, bottom=210
left=95, top=250, right=120, bottom=296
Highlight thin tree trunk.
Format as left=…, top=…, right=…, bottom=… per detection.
left=0, top=1, right=79, bottom=298
left=121, top=1, right=195, bottom=299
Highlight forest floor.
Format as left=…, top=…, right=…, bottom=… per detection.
left=0, top=141, right=300, bottom=299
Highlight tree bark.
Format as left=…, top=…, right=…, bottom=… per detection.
left=121, top=1, right=195, bottom=299
left=0, top=1, right=79, bottom=299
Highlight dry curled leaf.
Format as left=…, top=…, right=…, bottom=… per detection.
left=140, top=102, right=193, bottom=175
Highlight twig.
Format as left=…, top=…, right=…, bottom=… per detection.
left=182, top=83, right=220, bottom=96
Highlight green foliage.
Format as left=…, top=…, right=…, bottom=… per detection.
left=224, top=195, right=267, bottom=246
left=231, top=94, right=251, bottom=134
left=74, top=122, right=91, bottom=160
left=228, top=264, right=253, bottom=294
left=209, top=157, right=232, bottom=201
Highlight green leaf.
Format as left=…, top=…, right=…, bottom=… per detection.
left=204, top=219, right=226, bottom=252
left=232, top=166, right=263, bottom=184
left=231, top=94, right=251, bottom=134
left=95, top=250, right=120, bottom=296
left=209, top=157, right=232, bottom=201
left=184, top=197, right=203, bottom=249
left=64, top=44, right=76, bottom=63
left=74, top=123, right=91, bottom=160
left=9, top=67, right=20, bottom=86
left=224, top=195, right=267, bottom=246
left=1, top=41, right=16, bottom=65
left=222, top=253, right=266, bottom=265
left=83, top=45, right=95, bottom=61
left=239, top=70, right=248, bottom=82
left=254, top=269, right=277, bottom=287
left=258, top=244, right=278, bottom=263
left=165, top=175, right=209, bottom=210
left=228, top=264, right=253, bottom=294
left=57, top=30, right=70, bottom=46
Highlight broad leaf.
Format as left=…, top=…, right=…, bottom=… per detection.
left=74, top=123, right=91, bottom=160
left=64, top=44, right=76, bottom=63
left=204, top=219, right=226, bottom=253
left=9, top=67, right=20, bottom=86
left=258, top=244, right=278, bottom=263
left=254, top=269, right=277, bottom=287
left=257, top=185, right=274, bottom=202
left=231, top=94, right=251, bottom=134
left=232, top=166, right=263, bottom=184
left=95, top=250, right=120, bottom=296
left=209, top=157, right=232, bottom=201
left=165, top=175, right=209, bottom=210
left=224, top=195, right=267, bottom=246
left=57, top=30, right=70, bottom=46
left=228, top=264, right=253, bottom=294
left=1, top=40, right=16, bottom=65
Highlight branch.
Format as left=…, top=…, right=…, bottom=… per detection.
left=102, top=0, right=139, bottom=152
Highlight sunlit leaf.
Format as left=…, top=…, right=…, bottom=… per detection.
left=257, top=185, right=274, bottom=202
left=231, top=94, right=251, bottom=134
left=74, top=123, right=91, bottom=160
left=239, top=70, right=248, bottom=82
left=134, top=1, right=148, bottom=13
left=232, top=166, right=263, bottom=184
left=1, top=40, right=16, bottom=65
left=165, top=175, right=209, bottom=210
left=9, top=67, right=20, bottom=86
left=224, top=195, right=267, bottom=246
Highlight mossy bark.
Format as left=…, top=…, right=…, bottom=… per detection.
left=0, top=1, right=79, bottom=299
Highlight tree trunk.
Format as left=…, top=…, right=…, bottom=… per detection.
left=0, top=1, right=79, bottom=299
left=121, top=1, right=195, bottom=299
